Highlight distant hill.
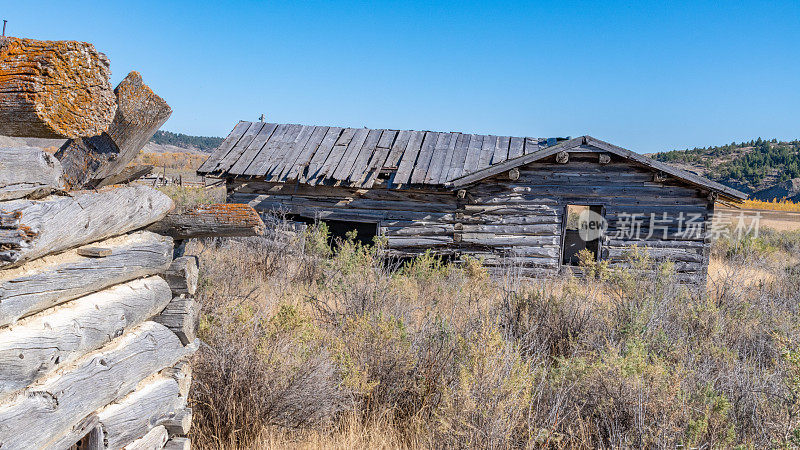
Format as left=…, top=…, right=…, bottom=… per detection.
left=652, top=138, right=800, bottom=197
left=149, top=130, right=223, bottom=153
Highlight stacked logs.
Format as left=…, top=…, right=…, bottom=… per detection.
left=0, top=156, right=198, bottom=449
left=0, top=36, right=265, bottom=449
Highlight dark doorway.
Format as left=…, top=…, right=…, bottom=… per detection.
left=562, top=204, right=604, bottom=266
left=289, top=215, right=379, bottom=247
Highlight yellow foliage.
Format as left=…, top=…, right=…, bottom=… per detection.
left=742, top=198, right=800, bottom=212
left=136, top=151, right=207, bottom=170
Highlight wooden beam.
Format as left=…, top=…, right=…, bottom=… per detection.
left=0, top=148, right=65, bottom=201
left=555, top=151, right=569, bottom=164
left=154, top=296, right=200, bottom=345
left=0, top=277, right=173, bottom=400
left=162, top=360, right=192, bottom=399
left=162, top=408, right=192, bottom=436
left=164, top=437, right=191, bottom=450
left=0, top=321, right=195, bottom=449
left=76, top=246, right=113, bottom=257
left=0, top=37, right=116, bottom=139
left=47, top=413, right=100, bottom=450
left=56, top=72, right=172, bottom=189
left=147, top=203, right=265, bottom=240
left=0, top=231, right=173, bottom=327
left=0, top=185, right=174, bottom=268
left=123, top=425, right=169, bottom=450
left=97, top=376, right=182, bottom=449
left=162, top=256, right=199, bottom=295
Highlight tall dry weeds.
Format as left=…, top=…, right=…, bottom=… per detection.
left=187, top=221, right=800, bottom=449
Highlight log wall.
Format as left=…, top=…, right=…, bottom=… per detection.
left=0, top=153, right=200, bottom=449
left=228, top=144, right=714, bottom=285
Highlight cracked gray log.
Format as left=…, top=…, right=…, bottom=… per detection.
left=154, top=296, right=200, bottom=346
left=98, top=376, right=182, bottom=449
left=0, top=185, right=174, bottom=268
left=163, top=256, right=198, bottom=295
left=162, top=360, right=192, bottom=399
left=147, top=203, right=265, bottom=240
left=163, top=407, right=192, bottom=436
left=164, top=437, right=191, bottom=450
left=123, top=425, right=169, bottom=450
left=0, top=321, right=196, bottom=449
left=0, top=231, right=173, bottom=327
left=0, top=147, right=65, bottom=200
left=0, top=276, right=172, bottom=401
left=55, top=71, right=172, bottom=189
left=0, top=37, right=115, bottom=139
left=47, top=413, right=99, bottom=450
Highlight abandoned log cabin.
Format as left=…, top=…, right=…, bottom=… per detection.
left=198, top=121, right=747, bottom=285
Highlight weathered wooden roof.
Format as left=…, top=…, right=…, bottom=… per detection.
left=197, top=121, right=561, bottom=188
left=198, top=121, right=747, bottom=201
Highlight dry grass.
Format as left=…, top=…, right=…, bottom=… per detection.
left=135, top=150, right=207, bottom=171
left=186, top=222, right=800, bottom=449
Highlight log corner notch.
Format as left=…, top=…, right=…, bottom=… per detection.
left=55, top=71, right=172, bottom=189
left=0, top=37, right=115, bottom=139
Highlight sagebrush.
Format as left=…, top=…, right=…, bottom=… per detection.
left=188, top=222, right=800, bottom=449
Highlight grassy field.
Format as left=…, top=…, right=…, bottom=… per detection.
left=149, top=187, right=800, bottom=448
left=178, top=221, right=799, bottom=449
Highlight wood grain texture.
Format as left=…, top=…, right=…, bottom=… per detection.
left=285, top=126, right=330, bottom=181
left=409, top=132, right=439, bottom=185
left=147, top=203, right=264, bottom=240
left=393, top=131, right=425, bottom=185
left=0, top=147, right=65, bottom=201
left=0, top=276, right=173, bottom=401
left=56, top=71, right=172, bottom=189
left=162, top=256, right=199, bottom=295
left=164, top=437, right=191, bottom=450
left=0, top=185, right=174, bottom=268
left=162, top=407, right=192, bottom=437
left=49, top=413, right=100, bottom=450
left=98, top=376, right=183, bottom=449
left=0, top=321, right=195, bottom=449
left=0, top=37, right=115, bottom=139
left=123, top=425, right=169, bottom=450
left=0, top=231, right=173, bottom=327
left=154, top=296, right=200, bottom=345
left=76, top=246, right=112, bottom=257
left=272, top=125, right=317, bottom=181
left=264, top=124, right=308, bottom=179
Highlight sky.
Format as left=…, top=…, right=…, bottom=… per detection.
left=3, top=0, right=799, bottom=153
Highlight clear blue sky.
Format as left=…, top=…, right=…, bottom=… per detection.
left=4, top=0, right=799, bottom=153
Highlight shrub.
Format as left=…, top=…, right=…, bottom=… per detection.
left=188, top=220, right=800, bottom=449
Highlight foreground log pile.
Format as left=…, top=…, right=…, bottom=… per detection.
left=0, top=35, right=265, bottom=450
left=0, top=159, right=200, bottom=448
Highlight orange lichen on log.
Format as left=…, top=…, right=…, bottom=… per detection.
left=185, top=203, right=265, bottom=227
left=0, top=37, right=115, bottom=139
left=55, top=71, right=171, bottom=189
left=147, top=203, right=266, bottom=240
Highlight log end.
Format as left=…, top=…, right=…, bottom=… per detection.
left=0, top=37, right=116, bottom=139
